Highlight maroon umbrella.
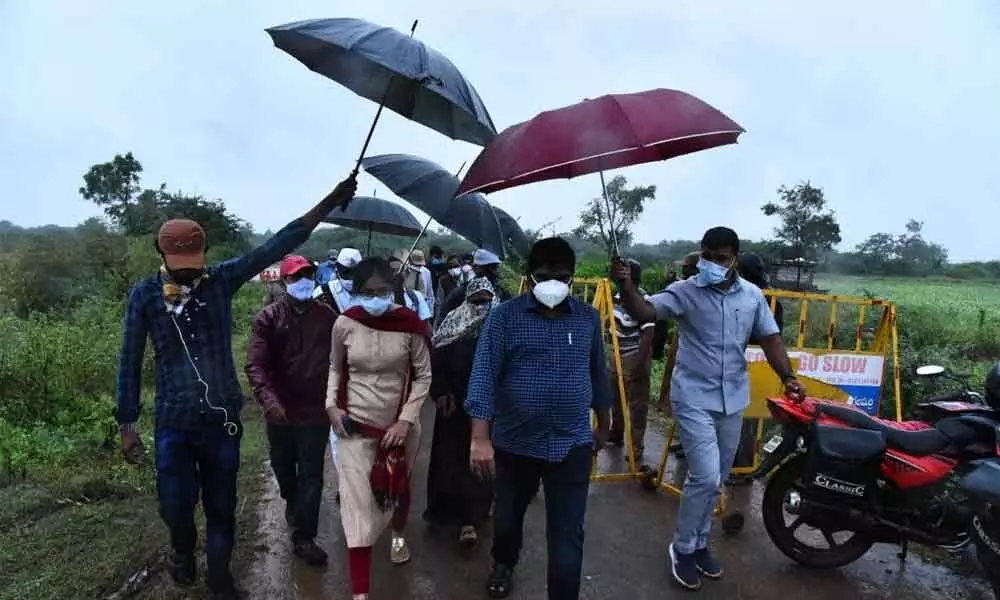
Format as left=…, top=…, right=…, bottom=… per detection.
left=455, top=88, right=744, bottom=197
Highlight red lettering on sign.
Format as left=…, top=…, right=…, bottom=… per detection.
left=822, top=356, right=868, bottom=373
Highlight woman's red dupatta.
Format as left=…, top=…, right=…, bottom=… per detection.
left=337, top=306, right=430, bottom=516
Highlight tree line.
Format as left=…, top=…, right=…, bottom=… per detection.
left=565, top=176, right=991, bottom=280
left=1, top=152, right=995, bottom=319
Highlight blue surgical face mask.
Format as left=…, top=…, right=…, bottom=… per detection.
left=695, top=257, right=732, bottom=287
left=356, top=294, right=393, bottom=317
left=286, top=278, right=316, bottom=301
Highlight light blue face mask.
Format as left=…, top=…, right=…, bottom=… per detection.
left=286, top=278, right=316, bottom=301
left=355, top=294, right=393, bottom=316
left=695, top=257, right=732, bottom=287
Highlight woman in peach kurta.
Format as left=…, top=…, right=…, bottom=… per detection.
left=325, top=258, right=431, bottom=600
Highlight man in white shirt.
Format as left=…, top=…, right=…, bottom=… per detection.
left=409, top=249, right=435, bottom=314
left=388, top=255, right=433, bottom=323
left=313, top=247, right=362, bottom=314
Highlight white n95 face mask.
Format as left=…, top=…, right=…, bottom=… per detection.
left=531, top=277, right=570, bottom=308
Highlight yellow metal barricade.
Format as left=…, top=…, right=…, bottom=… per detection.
left=654, top=289, right=902, bottom=486
left=517, top=277, right=643, bottom=483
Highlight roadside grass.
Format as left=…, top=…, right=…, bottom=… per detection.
left=0, top=410, right=268, bottom=600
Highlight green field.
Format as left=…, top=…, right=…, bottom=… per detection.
left=818, top=274, right=1000, bottom=317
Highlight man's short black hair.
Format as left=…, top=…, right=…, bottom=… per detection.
left=527, top=237, right=576, bottom=273
left=700, top=226, right=740, bottom=254
left=429, top=245, right=443, bottom=257
left=738, top=253, right=768, bottom=288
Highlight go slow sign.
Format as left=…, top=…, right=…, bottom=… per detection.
left=745, top=348, right=886, bottom=416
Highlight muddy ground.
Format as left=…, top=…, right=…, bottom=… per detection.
left=242, top=407, right=994, bottom=600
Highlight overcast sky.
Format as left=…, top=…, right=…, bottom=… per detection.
left=2, top=1, right=998, bottom=261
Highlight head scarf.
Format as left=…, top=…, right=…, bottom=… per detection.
left=431, top=277, right=499, bottom=348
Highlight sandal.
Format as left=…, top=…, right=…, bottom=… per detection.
left=486, top=562, right=513, bottom=598
left=390, top=535, right=411, bottom=565
left=459, top=525, right=478, bottom=547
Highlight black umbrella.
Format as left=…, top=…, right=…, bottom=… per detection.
left=322, top=195, right=423, bottom=253
left=492, top=207, right=531, bottom=258
left=268, top=18, right=498, bottom=178
left=361, top=153, right=508, bottom=257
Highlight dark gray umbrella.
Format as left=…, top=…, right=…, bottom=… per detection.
left=361, top=153, right=523, bottom=258
left=322, top=196, right=422, bottom=253
left=492, top=207, right=531, bottom=258
left=267, top=18, right=498, bottom=175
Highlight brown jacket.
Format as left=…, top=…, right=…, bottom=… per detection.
left=246, top=297, right=338, bottom=426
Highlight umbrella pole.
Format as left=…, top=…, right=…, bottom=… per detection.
left=367, top=225, right=373, bottom=255
left=397, top=216, right=433, bottom=275
left=599, top=169, right=622, bottom=258
left=398, top=160, right=465, bottom=274
left=351, top=20, right=420, bottom=177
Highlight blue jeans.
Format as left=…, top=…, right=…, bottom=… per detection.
left=155, top=425, right=242, bottom=590
left=671, top=402, right=743, bottom=554
left=492, top=444, right=591, bottom=600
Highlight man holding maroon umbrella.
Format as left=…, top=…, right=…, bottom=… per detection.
left=612, top=226, right=803, bottom=591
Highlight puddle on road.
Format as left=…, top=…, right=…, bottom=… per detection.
left=243, top=422, right=995, bottom=600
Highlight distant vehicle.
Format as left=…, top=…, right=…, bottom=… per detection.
left=770, top=257, right=824, bottom=293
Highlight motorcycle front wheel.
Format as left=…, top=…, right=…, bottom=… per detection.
left=762, top=457, right=875, bottom=568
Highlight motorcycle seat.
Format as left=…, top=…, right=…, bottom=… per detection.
left=816, top=402, right=950, bottom=456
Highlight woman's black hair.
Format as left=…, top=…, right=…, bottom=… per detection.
left=527, top=237, right=576, bottom=274
left=700, top=226, right=740, bottom=254
left=352, top=257, right=394, bottom=291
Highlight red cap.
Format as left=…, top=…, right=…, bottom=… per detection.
left=279, top=255, right=314, bottom=278
left=158, top=219, right=206, bottom=269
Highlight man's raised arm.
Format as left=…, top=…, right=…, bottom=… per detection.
left=220, top=175, right=359, bottom=290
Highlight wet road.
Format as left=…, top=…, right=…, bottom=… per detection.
left=243, top=407, right=993, bottom=600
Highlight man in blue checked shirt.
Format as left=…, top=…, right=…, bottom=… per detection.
left=466, top=237, right=612, bottom=600
left=115, top=175, right=357, bottom=600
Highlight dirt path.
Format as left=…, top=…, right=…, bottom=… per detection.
left=242, top=406, right=993, bottom=600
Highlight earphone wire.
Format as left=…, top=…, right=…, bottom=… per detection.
left=170, top=313, right=238, bottom=437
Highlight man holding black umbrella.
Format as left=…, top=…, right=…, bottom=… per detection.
left=116, top=175, right=357, bottom=599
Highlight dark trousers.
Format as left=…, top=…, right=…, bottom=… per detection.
left=155, top=425, right=241, bottom=591
left=266, top=423, right=329, bottom=542
left=492, top=444, right=591, bottom=600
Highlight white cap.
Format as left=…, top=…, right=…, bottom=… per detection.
left=472, top=249, right=500, bottom=266
left=336, top=247, right=362, bottom=268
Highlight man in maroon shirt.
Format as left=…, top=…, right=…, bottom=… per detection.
left=246, top=255, right=338, bottom=566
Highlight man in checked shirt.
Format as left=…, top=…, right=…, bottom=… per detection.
left=466, top=237, right=612, bottom=600
left=115, top=175, right=357, bottom=599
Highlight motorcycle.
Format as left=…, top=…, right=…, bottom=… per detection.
left=754, top=364, right=1000, bottom=593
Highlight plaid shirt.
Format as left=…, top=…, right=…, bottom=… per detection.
left=465, top=293, right=612, bottom=462
left=116, top=218, right=312, bottom=431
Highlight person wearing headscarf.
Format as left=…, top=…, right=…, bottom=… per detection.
left=438, top=248, right=510, bottom=322
left=325, top=258, right=432, bottom=600
left=424, top=277, right=499, bottom=546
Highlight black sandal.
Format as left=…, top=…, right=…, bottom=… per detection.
left=486, top=563, right=513, bottom=598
